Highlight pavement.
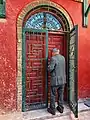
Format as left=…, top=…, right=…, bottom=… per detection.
left=0, top=102, right=90, bottom=120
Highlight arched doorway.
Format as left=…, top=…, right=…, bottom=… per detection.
left=17, top=0, right=78, bottom=118
left=23, top=6, right=70, bottom=110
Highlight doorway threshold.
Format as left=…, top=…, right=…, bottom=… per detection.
left=22, top=104, right=70, bottom=120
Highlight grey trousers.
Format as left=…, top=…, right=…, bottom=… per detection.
left=50, top=85, right=65, bottom=110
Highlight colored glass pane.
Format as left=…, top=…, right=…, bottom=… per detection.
left=25, top=12, right=62, bottom=30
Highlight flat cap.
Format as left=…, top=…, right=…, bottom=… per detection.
left=52, top=48, right=59, bottom=52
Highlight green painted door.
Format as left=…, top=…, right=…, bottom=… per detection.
left=22, top=28, right=48, bottom=111
left=68, top=25, right=78, bottom=118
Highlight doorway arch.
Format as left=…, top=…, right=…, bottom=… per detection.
left=17, top=0, right=74, bottom=111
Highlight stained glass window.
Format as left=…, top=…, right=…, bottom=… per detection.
left=25, top=12, right=62, bottom=30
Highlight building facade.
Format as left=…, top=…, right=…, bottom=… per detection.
left=0, top=0, right=90, bottom=114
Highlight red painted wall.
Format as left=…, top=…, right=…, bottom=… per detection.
left=0, top=0, right=90, bottom=111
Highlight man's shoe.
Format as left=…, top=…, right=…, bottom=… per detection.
left=57, top=106, right=64, bottom=113
left=47, top=108, right=56, bottom=115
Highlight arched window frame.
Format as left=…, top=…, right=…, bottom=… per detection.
left=25, top=12, right=63, bottom=30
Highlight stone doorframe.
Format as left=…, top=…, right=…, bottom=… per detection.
left=17, top=0, right=74, bottom=111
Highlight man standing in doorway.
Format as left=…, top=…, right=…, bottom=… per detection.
left=47, top=48, right=66, bottom=115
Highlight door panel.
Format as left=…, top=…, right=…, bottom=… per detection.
left=22, top=29, right=48, bottom=111
left=22, top=29, right=67, bottom=111
left=68, top=25, right=78, bottom=118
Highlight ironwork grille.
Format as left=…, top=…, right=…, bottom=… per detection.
left=25, top=12, right=62, bottom=30
left=23, top=5, right=70, bottom=31
left=22, top=29, right=48, bottom=111
left=69, top=31, right=76, bottom=106
left=68, top=26, right=78, bottom=118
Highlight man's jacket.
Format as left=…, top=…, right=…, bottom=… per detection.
left=48, top=54, right=66, bottom=86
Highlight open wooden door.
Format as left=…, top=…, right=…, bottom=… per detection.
left=68, top=25, right=78, bottom=118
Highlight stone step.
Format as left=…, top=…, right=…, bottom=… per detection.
left=23, top=104, right=71, bottom=120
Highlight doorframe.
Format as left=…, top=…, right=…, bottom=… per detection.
left=22, top=29, right=70, bottom=112
left=22, top=28, right=48, bottom=111
left=16, top=0, right=74, bottom=112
